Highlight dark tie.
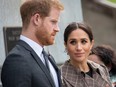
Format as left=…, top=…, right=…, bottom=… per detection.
left=42, top=49, right=50, bottom=72
left=42, top=49, right=56, bottom=86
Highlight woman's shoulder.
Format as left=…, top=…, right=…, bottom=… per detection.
left=60, top=60, right=70, bottom=70
left=87, top=60, right=106, bottom=68
left=87, top=60, right=109, bottom=75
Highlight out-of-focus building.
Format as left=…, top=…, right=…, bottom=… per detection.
left=82, top=0, right=116, bottom=49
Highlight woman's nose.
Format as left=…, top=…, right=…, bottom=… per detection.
left=76, top=43, right=82, bottom=50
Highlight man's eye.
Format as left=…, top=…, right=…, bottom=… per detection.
left=51, top=21, right=57, bottom=24
left=70, top=40, right=76, bottom=45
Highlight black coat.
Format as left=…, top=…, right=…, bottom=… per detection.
left=1, top=40, right=62, bottom=87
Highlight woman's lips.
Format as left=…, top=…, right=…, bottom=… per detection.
left=75, top=53, right=84, bottom=57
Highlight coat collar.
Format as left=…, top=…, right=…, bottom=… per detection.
left=61, top=60, right=111, bottom=87
left=87, top=60, right=111, bottom=83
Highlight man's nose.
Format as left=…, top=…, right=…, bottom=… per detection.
left=54, top=25, right=60, bottom=32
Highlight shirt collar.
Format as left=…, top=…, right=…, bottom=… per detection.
left=64, top=60, right=100, bottom=74
left=20, top=35, right=43, bottom=58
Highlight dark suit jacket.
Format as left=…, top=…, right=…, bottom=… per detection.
left=1, top=40, right=62, bottom=87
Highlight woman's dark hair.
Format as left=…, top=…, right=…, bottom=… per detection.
left=90, top=45, right=116, bottom=75
left=64, top=22, right=93, bottom=44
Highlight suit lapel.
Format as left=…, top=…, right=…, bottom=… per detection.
left=48, top=55, right=62, bottom=87
left=17, top=40, right=55, bottom=87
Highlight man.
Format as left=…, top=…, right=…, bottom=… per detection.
left=1, top=0, right=64, bottom=87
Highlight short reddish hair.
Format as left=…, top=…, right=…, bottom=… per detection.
left=20, top=0, right=64, bottom=28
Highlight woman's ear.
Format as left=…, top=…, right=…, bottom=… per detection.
left=64, top=42, right=68, bottom=54
left=64, top=42, right=66, bottom=47
left=90, top=40, right=94, bottom=50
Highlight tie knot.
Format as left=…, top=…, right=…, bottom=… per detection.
left=42, top=49, right=50, bottom=72
left=42, top=49, right=46, bottom=56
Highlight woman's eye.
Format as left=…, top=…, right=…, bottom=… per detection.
left=70, top=40, right=76, bottom=45
left=81, top=40, right=87, bottom=44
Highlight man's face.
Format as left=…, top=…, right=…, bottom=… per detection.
left=36, top=7, right=61, bottom=46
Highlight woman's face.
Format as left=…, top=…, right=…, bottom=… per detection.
left=65, top=29, right=94, bottom=64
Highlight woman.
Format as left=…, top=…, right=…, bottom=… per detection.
left=60, top=22, right=112, bottom=87
left=89, top=45, right=116, bottom=87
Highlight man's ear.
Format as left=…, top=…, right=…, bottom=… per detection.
left=33, top=13, right=41, bottom=26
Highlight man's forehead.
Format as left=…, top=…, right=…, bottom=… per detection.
left=47, top=16, right=60, bottom=22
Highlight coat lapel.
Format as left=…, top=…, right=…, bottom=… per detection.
left=48, top=54, right=62, bottom=87
left=61, top=61, right=80, bottom=87
left=88, top=60, right=111, bottom=84
left=17, top=40, right=55, bottom=87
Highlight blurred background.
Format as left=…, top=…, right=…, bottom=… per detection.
left=82, top=0, right=116, bottom=49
